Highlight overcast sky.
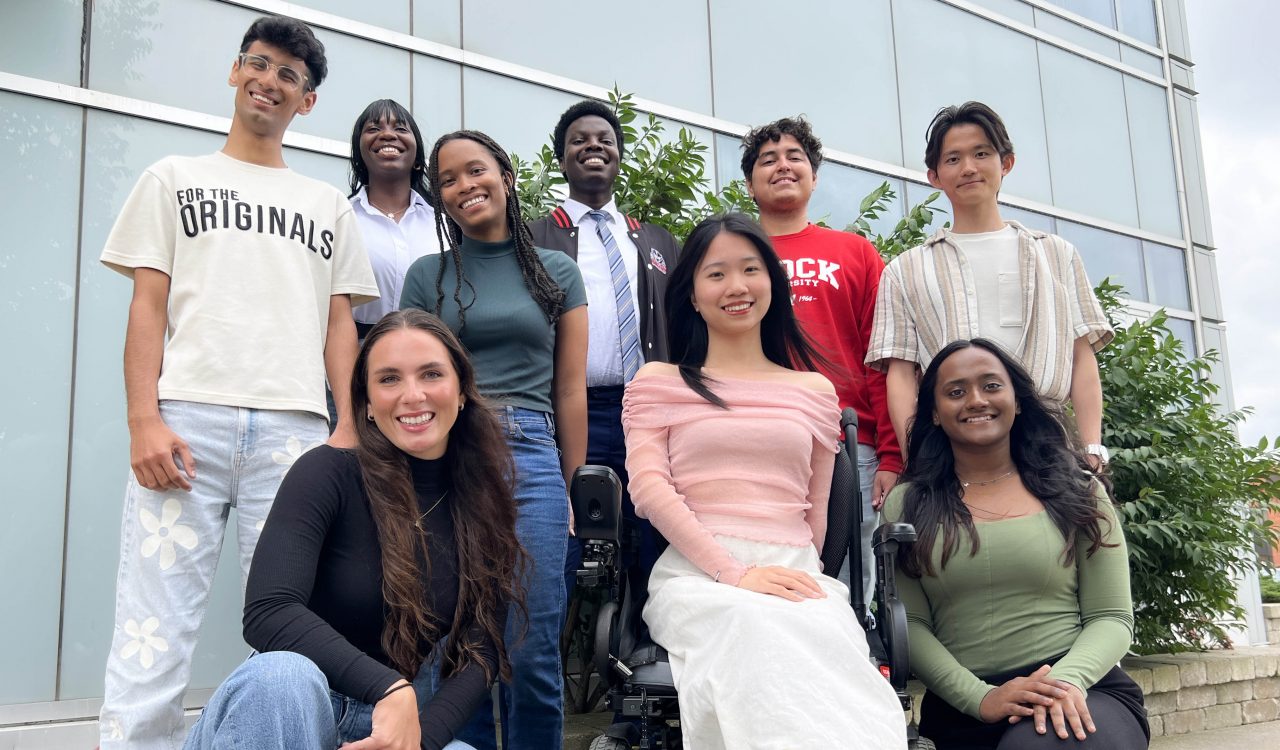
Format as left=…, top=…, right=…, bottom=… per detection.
left=1183, top=1, right=1279, bottom=446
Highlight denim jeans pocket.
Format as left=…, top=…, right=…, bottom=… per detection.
left=332, top=692, right=376, bottom=743
left=511, top=413, right=558, bottom=448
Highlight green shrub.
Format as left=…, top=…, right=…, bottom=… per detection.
left=1094, top=279, right=1280, bottom=652
left=1261, top=576, right=1280, bottom=604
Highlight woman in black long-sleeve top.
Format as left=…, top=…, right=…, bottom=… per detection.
left=185, top=309, right=523, bottom=750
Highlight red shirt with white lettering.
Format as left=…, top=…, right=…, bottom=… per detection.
left=771, top=223, right=902, bottom=474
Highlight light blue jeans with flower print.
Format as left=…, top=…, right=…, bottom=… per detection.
left=99, top=400, right=327, bottom=750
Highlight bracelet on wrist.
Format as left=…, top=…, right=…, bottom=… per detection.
left=381, top=681, right=413, bottom=699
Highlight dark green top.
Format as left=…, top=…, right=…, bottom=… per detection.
left=400, top=236, right=586, bottom=413
left=883, top=483, right=1133, bottom=719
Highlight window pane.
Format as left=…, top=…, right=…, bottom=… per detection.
left=0, top=92, right=82, bottom=704
left=1001, top=204, right=1056, bottom=234
left=295, top=0, right=409, bottom=33
left=462, top=0, right=712, bottom=114
left=1173, top=93, right=1214, bottom=246
left=711, top=0, right=901, bottom=166
left=811, top=166, right=904, bottom=239
left=1039, top=44, right=1139, bottom=228
left=461, top=69, right=581, bottom=167
left=968, top=0, right=1035, bottom=24
left=1145, top=242, right=1191, bottom=311
left=1125, top=76, right=1182, bottom=238
left=90, top=0, right=410, bottom=143
left=59, top=113, right=249, bottom=698
left=0, top=0, right=83, bottom=84
left=412, top=0, right=460, bottom=47
left=1034, top=8, right=1121, bottom=59
left=894, top=0, right=1053, bottom=205
left=1119, top=44, right=1164, bottom=76
left=1117, top=0, right=1159, bottom=45
left=1054, top=0, right=1117, bottom=27
left=412, top=55, right=463, bottom=149
left=1165, top=316, right=1196, bottom=359
left=1057, top=221, right=1147, bottom=301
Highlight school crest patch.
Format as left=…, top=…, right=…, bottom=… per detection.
left=649, top=247, right=668, bottom=274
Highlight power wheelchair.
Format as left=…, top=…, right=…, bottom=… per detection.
left=567, top=407, right=932, bottom=749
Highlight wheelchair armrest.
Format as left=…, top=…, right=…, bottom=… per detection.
left=872, top=521, right=918, bottom=554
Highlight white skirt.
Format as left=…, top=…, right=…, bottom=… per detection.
left=644, top=536, right=908, bottom=750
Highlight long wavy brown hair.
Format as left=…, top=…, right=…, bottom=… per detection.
left=350, top=309, right=524, bottom=681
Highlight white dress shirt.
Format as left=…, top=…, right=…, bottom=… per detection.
left=350, top=186, right=443, bottom=324
left=562, top=197, right=641, bottom=387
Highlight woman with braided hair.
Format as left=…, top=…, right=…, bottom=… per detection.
left=401, top=130, right=587, bottom=750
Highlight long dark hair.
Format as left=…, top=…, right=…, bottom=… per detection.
left=899, top=338, right=1112, bottom=578
left=351, top=309, right=524, bottom=681
left=666, top=212, right=829, bottom=407
left=425, top=130, right=566, bottom=329
left=348, top=99, right=429, bottom=203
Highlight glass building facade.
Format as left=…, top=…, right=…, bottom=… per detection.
left=0, top=0, right=1237, bottom=739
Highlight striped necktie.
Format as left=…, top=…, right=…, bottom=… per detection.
left=587, top=210, right=642, bottom=381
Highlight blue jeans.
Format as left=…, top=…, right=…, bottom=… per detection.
left=457, top=406, right=568, bottom=750
left=183, top=652, right=475, bottom=749
left=101, top=401, right=327, bottom=749
left=837, top=443, right=879, bottom=617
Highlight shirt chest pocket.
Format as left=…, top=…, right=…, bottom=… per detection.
left=997, top=271, right=1023, bottom=328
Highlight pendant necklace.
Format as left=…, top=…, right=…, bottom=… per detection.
left=416, top=490, right=448, bottom=528
left=370, top=199, right=410, bottom=220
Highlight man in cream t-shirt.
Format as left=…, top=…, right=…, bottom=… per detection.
left=96, top=16, right=377, bottom=749
left=867, top=101, right=1113, bottom=466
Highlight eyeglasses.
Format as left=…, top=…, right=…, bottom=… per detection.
left=236, top=53, right=309, bottom=91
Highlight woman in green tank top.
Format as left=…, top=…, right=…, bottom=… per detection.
left=884, top=338, right=1148, bottom=749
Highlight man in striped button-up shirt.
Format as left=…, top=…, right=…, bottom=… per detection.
left=866, top=102, right=1113, bottom=467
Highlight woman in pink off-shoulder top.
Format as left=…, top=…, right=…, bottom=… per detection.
left=622, top=214, right=906, bottom=749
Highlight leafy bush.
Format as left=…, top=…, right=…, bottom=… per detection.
left=1261, top=576, right=1280, bottom=604
left=1094, top=279, right=1280, bottom=652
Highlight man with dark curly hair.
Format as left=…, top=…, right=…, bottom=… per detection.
left=741, top=116, right=901, bottom=615
left=96, top=16, right=376, bottom=748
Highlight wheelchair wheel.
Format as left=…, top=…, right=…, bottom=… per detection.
left=588, top=734, right=630, bottom=750
left=909, top=737, right=937, bottom=750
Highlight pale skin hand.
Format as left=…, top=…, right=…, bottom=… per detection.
left=340, top=680, right=419, bottom=750
left=1009, top=680, right=1096, bottom=740
left=737, top=566, right=827, bottom=602
left=125, top=268, right=195, bottom=492
left=977, top=664, right=1069, bottom=724
left=871, top=470, right=898, bottom=511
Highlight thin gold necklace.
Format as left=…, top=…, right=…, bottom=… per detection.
left=415, top=490, right=448, bottom=528
left=369, top=198, right=411, bottom=219
left=957, top=468, right=1016, bottom=488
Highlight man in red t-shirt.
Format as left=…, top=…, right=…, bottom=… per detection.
left=740, top=116, right=901, bottom=610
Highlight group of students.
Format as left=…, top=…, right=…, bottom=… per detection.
left=95, top=14, right=1149, bottom=750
